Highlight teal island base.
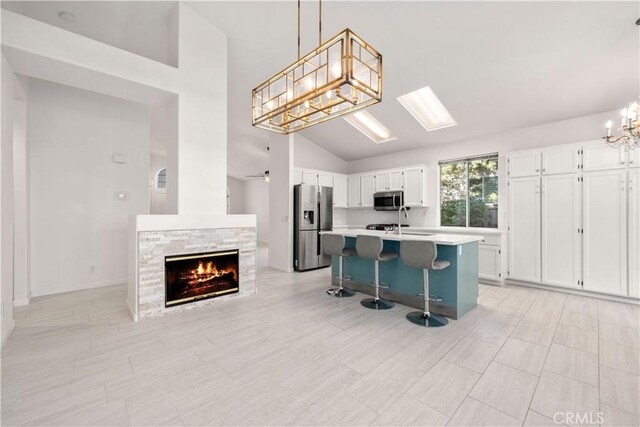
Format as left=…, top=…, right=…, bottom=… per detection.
left=331, top=238, right=479, bottom=320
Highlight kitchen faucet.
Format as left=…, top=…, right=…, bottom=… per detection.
left=397, top=205, right=409, bottom=235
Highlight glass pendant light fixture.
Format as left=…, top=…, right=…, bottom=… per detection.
left=252, top=0, right=383, bottom=134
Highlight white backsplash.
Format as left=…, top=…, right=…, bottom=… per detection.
left=345, top=207, right=431, bottom=228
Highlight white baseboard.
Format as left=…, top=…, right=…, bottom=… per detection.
left=506, top=279, right=640, bottom=305
left=2, top=320, right=15, bottom=348
left=31, top=278, right=127, bottom=298
left=126, top=298, right=138, bottom=322
left=269, top=263, right=293, bottom=273
left=13, top=297, right=31, bottom=307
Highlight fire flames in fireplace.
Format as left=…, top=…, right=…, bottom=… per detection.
left=182, top=261, right=236, bottom=286
left=165, top=250, right=239, bottom=307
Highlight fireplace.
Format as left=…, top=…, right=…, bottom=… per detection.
left=165, top=250, right=239, bottom=307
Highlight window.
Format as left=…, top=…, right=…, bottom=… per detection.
left=156, top=168, right=167, bottom=189
left=439, top=154, right=498, bottom=228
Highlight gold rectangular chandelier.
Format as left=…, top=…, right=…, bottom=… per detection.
left=252, top=28, right=383, bottom=134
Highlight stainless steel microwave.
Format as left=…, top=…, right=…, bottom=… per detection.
left=374, top=191, right=404, bottom=211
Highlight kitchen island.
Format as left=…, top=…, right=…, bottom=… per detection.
left=321, top=229, right=483, bottom=320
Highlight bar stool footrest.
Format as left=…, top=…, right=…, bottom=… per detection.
left=416, top=293, right=443, bottom=302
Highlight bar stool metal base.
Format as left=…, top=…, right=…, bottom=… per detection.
left=327, top=287, right=355, bottom=297
left=361, top=298, right=394, bottom=310
left=406, top=311, right=449, bottom=327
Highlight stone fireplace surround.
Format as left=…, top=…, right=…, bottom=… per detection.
left=128, top=215, right=257, bottom=321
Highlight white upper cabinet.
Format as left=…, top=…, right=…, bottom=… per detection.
left=360, top=174, right=376, bottom=207
left=302, top=170, right=318, bottom=186
left=348, top=174, right=361, bottom=207
left=582, top=142, right=625, bottom=172
left=318, top=172, right=333, bottom=188
left=333, top=174, right=348, bottom=208
left=626, top=146, right=639, bottom=168
left=293, top=169, right=303, bottom=185
left=375, top=170, right=404, bottom=192
left=508, top=176, right=541, bottom=283
left=508, top=151, right=541, bottom=178
left=375, top=172, right=389, bottom=192
left=541, top=174, right=581, bottom=288
left=403, top=167, right=425, bottom=207
left=389, top=170, right=403, bottom=191
left=628, top=168, right=640, bottom=298
left=582, top=169, right=627, bottom=296
left=542, top=146, right=580, bottom=175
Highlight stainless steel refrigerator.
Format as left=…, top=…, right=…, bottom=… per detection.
left=294, top=184, right=333, bottom=271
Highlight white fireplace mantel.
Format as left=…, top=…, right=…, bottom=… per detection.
left=128, top=215, right=257, bottom=321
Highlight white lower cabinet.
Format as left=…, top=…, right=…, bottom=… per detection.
left=479, top=245, right=501, bottom=281
left=541, top=174, right=581, bottom=288
left=629, top=168, right=640, bottom=298
left=508, top=176, right=541, bottom=283
left=582, top=169, right=627, bottom=296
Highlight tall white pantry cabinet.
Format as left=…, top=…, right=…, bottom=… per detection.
left=507, top=140, right=639, bottom=299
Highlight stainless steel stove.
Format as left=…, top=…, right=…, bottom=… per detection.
left=365, top=223, right=409, bottom=231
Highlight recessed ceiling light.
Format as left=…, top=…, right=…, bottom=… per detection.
left=397, top=86, right=457, bottom=131
left=58, top=11, right=75, bottom=22
left=344, top=111, right=397, bottom=144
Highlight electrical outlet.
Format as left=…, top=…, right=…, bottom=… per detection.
left=90, top=266, right=96, bottom=273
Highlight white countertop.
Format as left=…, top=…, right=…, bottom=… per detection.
left=322, top=229, right=483, bottom=245
left=404, top=226, right=504, bottom=235
left=133, top=214, right=257, bottom=232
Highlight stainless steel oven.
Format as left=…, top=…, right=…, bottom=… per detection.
left=374, top=191, right=404, bottom=211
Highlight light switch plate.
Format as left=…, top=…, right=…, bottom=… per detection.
left=115, top=192, right=128, bottom=201
left=112, top=153, right=127, bottom=164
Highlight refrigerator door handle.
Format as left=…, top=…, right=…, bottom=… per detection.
left=317, top=190, right=321, bottom=256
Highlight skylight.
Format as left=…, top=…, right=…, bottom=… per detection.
left=344, top=111, right=397, bottom=144
left=397, top=86, right=457, bottom=131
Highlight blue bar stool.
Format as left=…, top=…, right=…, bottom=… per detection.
left=400, top=240, right=449, bottom=327
left=356, top=235, right=397, bottom=310
left=323, top=234, right=355, bottom=297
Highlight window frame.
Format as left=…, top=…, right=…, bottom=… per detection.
left=438, top=153, right=499, bottom=229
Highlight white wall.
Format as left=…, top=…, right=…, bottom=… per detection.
left=268, top=133, right=293, bottom=271
left=1, top=53, right=16, bottom=344
left=244, top=179, right=269, bottom=242
left=167, top=4, right=227, bottom=214
left=28, top=80, right=150, bottom=296
left=347, top=110, right=617, bottom=228
left=294, top=133, right=348, bottom=173
left=13, top=98, right=29, bottom=305
left=227, top=176, right=245, bottom=214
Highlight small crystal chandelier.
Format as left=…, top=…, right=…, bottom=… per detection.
left=604, top=100, right=640, bottom=149
left=252, top=0, right=383, bottom=134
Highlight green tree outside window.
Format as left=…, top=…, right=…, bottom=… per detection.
left=440, top=156, right=498, bottom=228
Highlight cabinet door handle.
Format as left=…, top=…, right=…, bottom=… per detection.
left=621, top=161, right=626, bottom=165
left=536, top=169, right=540, bottom=172
left=542, top=168, right=546, bottom=172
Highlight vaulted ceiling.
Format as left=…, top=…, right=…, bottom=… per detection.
left=4, top=1, right=638, bottom=180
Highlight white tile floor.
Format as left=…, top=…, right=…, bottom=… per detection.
left=2, top=246, right=639, bottom=426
